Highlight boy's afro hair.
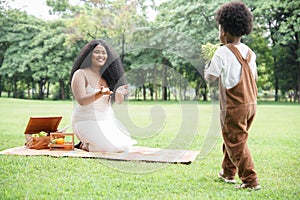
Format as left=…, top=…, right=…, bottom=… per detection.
left=216, top=1, right=253, bottom=36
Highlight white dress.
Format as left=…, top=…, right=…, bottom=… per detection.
left=72, top=85, right=136, bottom=152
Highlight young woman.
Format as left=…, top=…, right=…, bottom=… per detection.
left=70, top=39, right=136, bottom=152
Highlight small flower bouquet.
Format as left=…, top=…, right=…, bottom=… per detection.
left=201, top=43, right=221, bottom=64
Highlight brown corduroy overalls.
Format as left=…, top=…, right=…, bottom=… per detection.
left=219, top=44, right=258, bottom=184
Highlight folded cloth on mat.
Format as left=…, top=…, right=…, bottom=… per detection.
left=0, top=146, right=199, bottom=164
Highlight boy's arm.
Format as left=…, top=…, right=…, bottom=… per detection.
left=204, top=61, right=218, bottom=82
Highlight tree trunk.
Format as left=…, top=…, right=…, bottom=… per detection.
left=31, top=80, right=35, bottom=99
left=273, top=54, right=279, bottom=102
left=59, top=79, right=65, bottom=100
left=135, top=88, right=138, bottom=100
left=27, top=80, right=31, bottom=99
left=162, top=80, right=167, bottom=101
left=46, top=80, right=50, bottom=99
left=274, top=77, right=279, bottom=102
left=38, top=80, right=44, bottom=100
left=149, top=83, right=153, bottom=100
left=202, top=84, right=208, bottom=101
left=295, top=62, right=300, bottom=103
left=142, top=85, right=146, bottom=100
left=183, top=86, right=187, bottom=100
left=0, top=76, right=2, bottom=97
left=121, top=30, right=125, bottom=62
left=162, top=59, right=168, bottom=101
left=194, top=79, right=201, bottom=100
left=13, top=76, right=18, bottom=98
left=173, top=87, right=177, bottom=101
left=153, top=64, right=158, bottom=101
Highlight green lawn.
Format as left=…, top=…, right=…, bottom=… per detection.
left=0, top=98, right=299, bottom=199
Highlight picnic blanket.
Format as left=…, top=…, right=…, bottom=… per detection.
left=0, top=146, right=199, bottom=164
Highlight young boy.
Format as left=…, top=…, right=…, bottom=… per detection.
left=204, top=2, right=261, bottom=190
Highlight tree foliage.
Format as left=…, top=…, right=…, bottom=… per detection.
left=248, top=0, right=300, bottom=101
left=0, top=0, right=299, bottom=102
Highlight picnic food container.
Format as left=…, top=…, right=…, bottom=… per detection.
left=49, top=132, right=74, bottom=150
left=24, top=116, right=74, bottom=150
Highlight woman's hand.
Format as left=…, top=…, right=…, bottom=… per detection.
left=114, top=85, right=129, bottom=104
left=99, top=86, right=113, bottom=96
left=116, top=85, right=129, bottom=96
left=95, top=86, right=113, bottom=99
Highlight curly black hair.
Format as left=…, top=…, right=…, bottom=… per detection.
left=70, top=39, right=126, bottom=101
left=215, top=1, right=253, bottom=37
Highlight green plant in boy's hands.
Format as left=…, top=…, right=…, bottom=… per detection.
left=201, top=43, right=221, bottom=64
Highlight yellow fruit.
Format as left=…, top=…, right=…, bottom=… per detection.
left=56, top=138, right=64, bottom=144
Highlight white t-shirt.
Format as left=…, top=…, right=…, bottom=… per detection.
left=205, top=43, right=257, bottom=89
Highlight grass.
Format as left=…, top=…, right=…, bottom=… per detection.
left=0, top=98, right=299, bottom=199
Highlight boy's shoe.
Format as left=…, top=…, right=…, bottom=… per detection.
left=218, top=171, right=236, bottom=184
left=235, top=181, right=261, bottom=190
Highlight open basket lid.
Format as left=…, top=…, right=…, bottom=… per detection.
left=24, top=116, right=62, bottom=134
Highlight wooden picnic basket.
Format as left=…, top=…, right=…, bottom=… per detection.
left=24, top=116, right=62, bottom=150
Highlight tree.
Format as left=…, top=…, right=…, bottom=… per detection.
left=250, top=0, right=300, bottom=102
left=1, top=0, right=298, bottom=102
left=245, top=33, right=274, bottom=99
left=147, top=0, right=224, bottom=101
left=0, top=10, right=45, bottom=98
left=28, top=20, right=80, bottom=99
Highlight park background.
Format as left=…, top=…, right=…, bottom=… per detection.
left=0, top=0, right=299, bottom=199
left=0, top=0, right=299, bottom=103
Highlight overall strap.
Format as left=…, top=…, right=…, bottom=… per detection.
left=224, top=44, right=257, bottom=106
left=246, top=49, right=252, bottom=63
left=225, top=44, right=252, bottom=66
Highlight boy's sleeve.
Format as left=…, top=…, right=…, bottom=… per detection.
left=204, top=53, right=222, bottom=78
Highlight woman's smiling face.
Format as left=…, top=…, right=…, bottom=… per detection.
left=91, top=45, right=108, bottom=68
